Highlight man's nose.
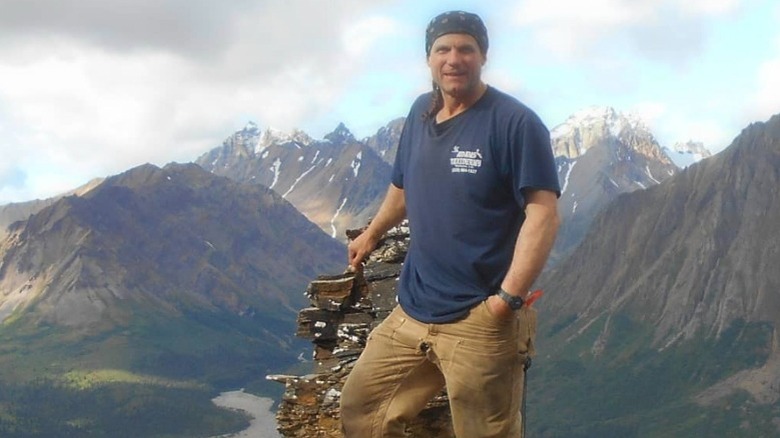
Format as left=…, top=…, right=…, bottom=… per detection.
left=445, top=51, right=461, bottom=65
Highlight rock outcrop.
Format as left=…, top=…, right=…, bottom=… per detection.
left=268, top=222, right=455, bottom=437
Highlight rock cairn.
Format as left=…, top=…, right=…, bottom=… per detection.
left=267, top=222, right=454, bottom=437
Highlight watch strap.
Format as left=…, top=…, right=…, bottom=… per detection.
left=496, top=288, right=525, bottom=310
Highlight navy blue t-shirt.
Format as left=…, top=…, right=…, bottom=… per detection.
left=392, top=86, right=560, bottom=323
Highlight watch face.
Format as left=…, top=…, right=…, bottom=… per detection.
left=499, top=290, right=523, bottom=310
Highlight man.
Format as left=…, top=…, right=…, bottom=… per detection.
left=340, top=10, right=560, bottom=438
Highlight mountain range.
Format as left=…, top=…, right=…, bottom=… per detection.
left=197, top=106, right=703, bottom=263
left=531, top=113, right=780, bottom=436
left=0, top=163, right=344, bottom=436
left=195, top=122, right=392, bottom=241
left=270, top=112, right=779, bottom=437
left=0, top=104, right=729, bottom=437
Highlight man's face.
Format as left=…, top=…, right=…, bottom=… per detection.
left=427, top=33, right=486, bottom=100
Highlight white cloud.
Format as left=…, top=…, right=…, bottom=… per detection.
left=751, top=35, right=780, bottom=122
left=514, top=0, right=646, bottom=58
left=0, top=0, right=769, bottom=204
left=625, top=101, right=733, bottom=151
left=483, top=68, right=525, bottom=96
left=0, top=0, right=399, bottom=203
left=678, top=0, right=741, bottom=16
left=516, top=0, right=645, bottom=27
left=681, top=120, right=733, bottom=149
left=0, top=46, right=208, bottom=171
left=342, top=16, right=400, bottom=57
left=0, top=42, right=356, bottom=199
left=630, top=101, right=667, bottom=126
left=513, top=0, right=744, bottom=62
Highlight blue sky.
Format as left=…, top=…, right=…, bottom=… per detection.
left=1, top=0, right=778, bottom=204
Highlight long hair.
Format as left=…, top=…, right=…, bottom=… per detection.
left=422, top=82, right=443, bottom=121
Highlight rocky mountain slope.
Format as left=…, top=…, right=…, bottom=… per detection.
left=265, top=113, right=779, bottom=437
left=196, top=122, right=392, bottom=241
left=198, top=107, right=689, bottom=264
left=0, top=162, right=354, bottom=437
left=0, top=163, right=344, bottom=330
left=363, top=117, right=405, bottom=165
left=532, top=113, right=780, bottom=436
left=0, top=162, right=347, bottom=436
left=549, top=106, right=680, bottom=263
left=542, top=113, right=780, bottom=347
left=0, top=178, right=103, bottom=241
left=0, top=162, right=347, bottom=402
left=0, top=200, right=52, bottom=242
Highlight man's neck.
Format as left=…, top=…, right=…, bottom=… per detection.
left=436, top=82, right=488, bottom=123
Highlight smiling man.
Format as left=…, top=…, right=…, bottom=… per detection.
left=340, top=10, right=561, bottom=437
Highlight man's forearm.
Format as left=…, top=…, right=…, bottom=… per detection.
left=363, top=184, right=406, bottom=240
left=348, top=184, right=406, bottom=269
left=500, top=190, right=560, bottom=296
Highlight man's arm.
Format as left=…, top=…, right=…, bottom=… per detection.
left=487, top=188, right=560, bottom=318
left=348, top=184, right=406, bottom=270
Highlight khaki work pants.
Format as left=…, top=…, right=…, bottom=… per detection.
left=341, top=302, right=536, bottom=437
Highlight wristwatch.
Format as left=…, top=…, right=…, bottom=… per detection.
left=496, top=288, right=525, bottom=310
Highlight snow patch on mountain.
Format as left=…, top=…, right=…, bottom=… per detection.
left=283, top=165, right=317, bottom=198
left=351, top=152, right=362, bottom=178
left=269, top=158, right=282, bottom=189
left=645, top=165, right=660, bottom=184
left=560, top=160, right=577, bottom=194
left=663, top=140, right=712, bottom=168
left=330, top=198, right=348, bottom=238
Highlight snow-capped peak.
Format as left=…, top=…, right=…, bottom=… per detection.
left=552, top=106, right=648, bottom=140
left=551, top=106, right=654, bottom=158
left=256, top=127, right=313, bottom=153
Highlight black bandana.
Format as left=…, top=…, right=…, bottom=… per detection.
left=425, top=11, right=489, bottom=57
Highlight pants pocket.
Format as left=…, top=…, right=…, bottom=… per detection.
left=517, top=306, right=538, bottom=357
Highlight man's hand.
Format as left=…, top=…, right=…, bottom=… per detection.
left=347, top=231, right=380, bottom=272
left=346, top=184, right=406, bottom=272
left=485, top=290, right=532, bottom=320
left=485, top=293, right=516, bottom=320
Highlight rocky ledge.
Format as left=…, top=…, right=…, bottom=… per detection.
left=267, top=222, right=454, bottom=437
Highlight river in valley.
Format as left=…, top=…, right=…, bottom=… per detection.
left=210, top=389, right=281, bottom=438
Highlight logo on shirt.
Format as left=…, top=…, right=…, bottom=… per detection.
left=450, top=145, right=483, bottom=174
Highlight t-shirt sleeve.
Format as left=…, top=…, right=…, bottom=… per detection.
left=391, top=122, right=408, bottom=188
left=392, top=97, right=427, bottom=189
left=507, top=113, right=561, bottom=206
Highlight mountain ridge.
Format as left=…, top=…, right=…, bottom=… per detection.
left=1, top=162, right=345, bottom=330
left=542, top=114, right=780, bottom=343
left=549, top=105, right=680, bottom=263
left=196, top=122, right=392, bottom=241
left=529, top=114, right=780, bottom=435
